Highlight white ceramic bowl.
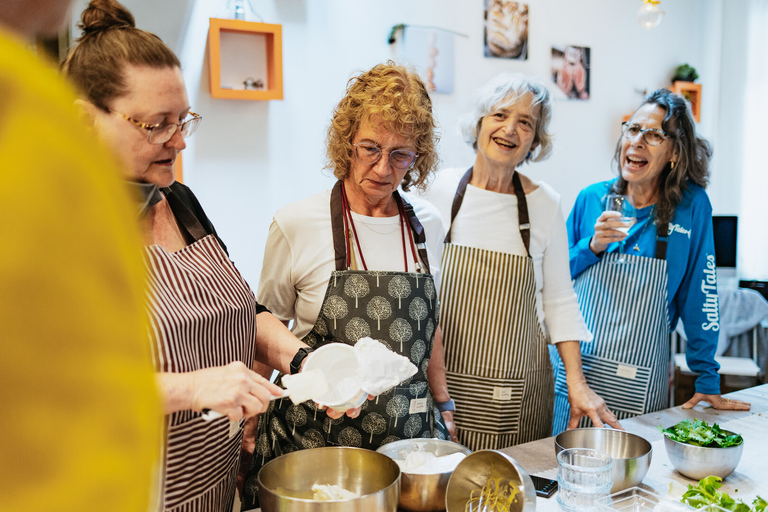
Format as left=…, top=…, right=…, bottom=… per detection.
left=302, top=343, right=367, bottom=412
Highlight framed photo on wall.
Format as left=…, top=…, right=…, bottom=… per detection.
left=484, top=0, right=529, bottom=60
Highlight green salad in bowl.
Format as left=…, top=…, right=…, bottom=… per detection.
left=660, top=419, right=743, bottom=448
left=660, top=419, right=744, bottom=479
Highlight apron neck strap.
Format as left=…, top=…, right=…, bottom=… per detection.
left=162, top=187, right=209, bottom=243
left=656, top=222, right=669, bottom=260
left=397, top=191, right=429, bottom=271
left=330, top=181, right=427, bottom=272
left=445, top=167, right=531, bottom=257
left=330, top=181, right=348, bottom=271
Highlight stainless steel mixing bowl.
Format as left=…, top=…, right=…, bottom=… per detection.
left=445, top=450, right=536, bottom=512
left=376, top=439, right=471, bottom=512
left=555, top=428, right=652, bottom=492
left=663, top=432, right=744, bottom=480
left=257, top=447, right=400, bottom=512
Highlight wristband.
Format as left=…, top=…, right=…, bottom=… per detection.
left=436, top=399, right=455, bottom=412
left=289, top=347, right=313, bottom=375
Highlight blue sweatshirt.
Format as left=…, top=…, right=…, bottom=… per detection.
left=567, top=179, right=721, bottom=395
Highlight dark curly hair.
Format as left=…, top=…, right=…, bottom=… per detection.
left=612, top=88, right=712, bottom=226
left=325, top=61, right=439, bottom=192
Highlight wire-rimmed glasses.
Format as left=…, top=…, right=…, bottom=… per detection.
left=621, top=122, right=668, bottom=146
left=106, top=109, right=202, bottom=144
left=352, top=142, right=418, bottom=169
left=604, top=193, right=637, bottom=264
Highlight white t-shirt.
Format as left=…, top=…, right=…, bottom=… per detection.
left=421, top=167, right=592, bottom=343
left=258, top=188, right=445, bottom=339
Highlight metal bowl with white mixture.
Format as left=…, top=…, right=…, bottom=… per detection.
left=257, top=446, right=400, bottom=512
left=377, top=439, right=471, bottom=512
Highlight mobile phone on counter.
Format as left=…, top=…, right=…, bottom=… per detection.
left=531, top=475, right=558, bottom=498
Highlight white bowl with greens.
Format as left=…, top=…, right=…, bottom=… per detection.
left=661, top=419, right=744, bottom=480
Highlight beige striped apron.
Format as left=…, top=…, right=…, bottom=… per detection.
left=145, top=189, right=257, bottom=512
left=440, top=168, right=554, bottom=450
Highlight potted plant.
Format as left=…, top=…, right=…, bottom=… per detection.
left=671, top=63, right=699, bottom=83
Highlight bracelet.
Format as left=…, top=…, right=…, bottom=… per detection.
left=436, top=399, right=455, bottom=413
left=289, top=347, right=313, bottom=375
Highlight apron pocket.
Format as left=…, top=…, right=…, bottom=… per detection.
left=559, top=353, right=652, bottom=417
left=446, top=371, right=525, bottom=435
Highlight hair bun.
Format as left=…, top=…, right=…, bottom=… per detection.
left=78, top=0, right=136, bottom=37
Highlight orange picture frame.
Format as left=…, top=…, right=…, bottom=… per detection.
left=208, top=18, right=283, bottom=101
left=671, top=81, right=701, bottom=123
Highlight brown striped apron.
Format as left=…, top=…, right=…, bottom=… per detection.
left=145, top=189, right=257, bottom=512
left=440, top=168, right=554, bottom=450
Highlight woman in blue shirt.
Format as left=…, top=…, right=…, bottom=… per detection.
left=552, top=89, right=750, bottom=431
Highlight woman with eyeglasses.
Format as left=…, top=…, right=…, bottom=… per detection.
left=240, top=61, right=453, bottom=509
left=552, top=88, right=750, bottom=432
left=62, top=1, right=316, bottom=510
left=420, top=74, right=616, bottom=451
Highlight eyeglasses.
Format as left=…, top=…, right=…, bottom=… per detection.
left=353, top=142, right=418, bottom=169
left=106, top=108, right=202, bottom=144
left=621, top=122, right=668, bottom=146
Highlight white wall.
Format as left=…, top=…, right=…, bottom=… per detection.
left=74, top=0, right=741, bottom=288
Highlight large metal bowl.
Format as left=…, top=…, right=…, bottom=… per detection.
left=257, top=447, right=400, bottom=512
left=555, top=428, right=652, bottom=492
left=663, top=432, right=744, bottom=480
left=376, top=439, right=471, bottom=512
left=445, top=450, right=536, bottom=512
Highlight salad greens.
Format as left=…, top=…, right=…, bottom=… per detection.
left=659, top=419, right=744, bottom=448
left=681, top=475, right=765, bottom=512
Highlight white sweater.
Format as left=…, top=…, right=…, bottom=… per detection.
left=257, top=189, right=446, bottom=339
left=421, top=167, right=592, bottom=343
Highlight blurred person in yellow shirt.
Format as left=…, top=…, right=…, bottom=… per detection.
left=0, top=1, right=160, bottom=511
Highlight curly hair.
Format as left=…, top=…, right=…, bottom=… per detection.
left=325, top=61, right=439, bottom=192
left=611, top=88, right=712, bottom=226
left=61, top=0, right=180, bottom=109
left=458, top=73, right=553, bottom=165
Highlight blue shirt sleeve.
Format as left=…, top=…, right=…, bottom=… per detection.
left=672, top=189, right=721, bottom=394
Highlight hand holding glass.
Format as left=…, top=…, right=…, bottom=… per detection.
left=603, top=194, right=636, bottom=263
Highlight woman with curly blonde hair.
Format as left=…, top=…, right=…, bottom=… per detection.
left=241, top=61, right=454, bottom=509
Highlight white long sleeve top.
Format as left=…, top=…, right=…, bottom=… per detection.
left=421, top=167, right=592, bottom=343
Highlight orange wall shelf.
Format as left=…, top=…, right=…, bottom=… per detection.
left=208, top=18, right=283, bottom=101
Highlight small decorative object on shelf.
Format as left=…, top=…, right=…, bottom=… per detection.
left=208, top=18, right=283, bottom=101
left=671, top=81, right=702, bottom=123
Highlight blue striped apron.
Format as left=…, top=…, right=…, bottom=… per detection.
left=440, top=169, right=554, bottom=450
left=551, top=227, right=670, bottom=433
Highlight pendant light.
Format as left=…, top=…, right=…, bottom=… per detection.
left=637, top=0, right=664, bottom=29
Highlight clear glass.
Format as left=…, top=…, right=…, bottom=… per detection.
left=637, top=3, right=664, bottom=29
left=604, top=193, right=637, bottom=263
left=557, top=448, right=613, bottom=512
left=353, top=142, right=418, bottom=169
left=596, top=487, right=694, bottom=512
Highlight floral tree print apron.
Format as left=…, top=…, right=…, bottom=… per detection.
left=243, top=181, right=449, bottom=507
left=440, top=168, right=554, bottom=451
left=551, top=224, right=670, bottom=433
left=146, top=189, right=257, bottom=512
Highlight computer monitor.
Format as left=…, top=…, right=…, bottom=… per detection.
left=712, top=215, right=737, bottom=269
